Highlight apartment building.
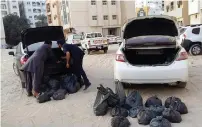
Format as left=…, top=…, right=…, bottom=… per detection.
left=19, top=0, right=46, bottom=27
left=135, top=0, right=164, bottom=16
left=47, top=0, right=136, bottom=36
left=188, top=0, right=202, bottom=24
left=164, top=0, right=189, bottom=26
left=46, top=0, right=62, bottom=26
left=1, top=0, right=20, bottom=17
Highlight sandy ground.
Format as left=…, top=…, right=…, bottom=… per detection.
left=1, top=44, right=202, bottom=127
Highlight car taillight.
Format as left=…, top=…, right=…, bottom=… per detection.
left=176, top=51, right=188, bottom=61
left=183, top=34, right=186, bottom=39
left=88, top=40, right=91, bottom=46
left=116, top=54, right=125, bottom=62
left=20, top=56, right=28, bottom=65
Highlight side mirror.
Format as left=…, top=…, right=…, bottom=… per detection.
left=8, top=51, right=15, bottom=56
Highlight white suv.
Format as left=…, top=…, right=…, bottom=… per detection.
left=181, top=25, right=202, bottom=55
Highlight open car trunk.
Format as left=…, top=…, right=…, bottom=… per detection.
left=122, top=48, right=180, bottom=66
left=22, top=26, right=67, bottom=75
left=122, top=16, right=180, bottom=66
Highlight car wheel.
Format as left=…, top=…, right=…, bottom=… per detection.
left=115, top=82, right=126, bottom=106
left=189, top=44, right=201, bottom=55
left=177, top=82, right=187, bottom=88
left=13, top=63, right=19, bottom=76
left=104, top=49, right=108, bottom=53
left=21, top=82, right=26, bottom=88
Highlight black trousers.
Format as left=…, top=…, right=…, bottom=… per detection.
left=71, top=55, right=90, bottom=86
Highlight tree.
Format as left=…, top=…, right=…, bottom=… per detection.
left=35, top=15, right=48, bottom=27
left=3, top=14, right=30, bottom=46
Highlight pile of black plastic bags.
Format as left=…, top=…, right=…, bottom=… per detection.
left=93, top=85, right=188, bottom=127
left=37, top=74, right=81, bottom=103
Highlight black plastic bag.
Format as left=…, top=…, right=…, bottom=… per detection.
left=125, top=91, right=143, bottom=109
left=170, top=101, right=188, bottom=114
left=110, top=106, right=128, bottom=117
left=137, top=108, right=156, bottom=125
left=162, top=108, right=182, bottom=123
left=61, top=74, right=80, bottom=94
left=150, top=116, right=171, bottom=127
left=45, top=89, right=55, bottom=97
left=148, top=105, right=165, bottom=117
left=145, top=96, right=162, bottom=107
left=106, top=88, right=120, bottom=107
left=111, top=116, right=130, bottom=127
left=129, top=106, right=144, bottom=118
left=52, top=89, right=67, bottom=100
left=93, top=89, right=109, bottom=116
left=165, top=96, right=182, bottom=108
left=48, top=79, right=60, bottom=91
left=37, top=93, right=51, bottom=103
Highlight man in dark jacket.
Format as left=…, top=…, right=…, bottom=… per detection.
left=20, top=41, right=53, bottom=97
left=57, top=39, right=91, bottom=90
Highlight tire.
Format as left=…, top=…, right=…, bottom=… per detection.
left=115, top=82, right=126, bottom=106
left=21, top=82, right=26, bottom=88
left=104, top=49, right=108, bottom=53
left=87, top=49, right=91, bottom=55
left=177, top=82, right=187, bottom=88
left=189, top=44, right=201, bottom=56
left=13, top=63, right=19, bottom=76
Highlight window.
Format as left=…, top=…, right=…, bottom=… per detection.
left=192, top=28, right=200, bottom=34
left=91, top=0, right=96, bottom=5
left=28, top=9, right=31, bottom=12
left=170, top=2, right=174, bottom=11
left=1, top=4, right=7, bottom=9
left=92, top=16, right=97, bottom=20
left=13, top=6, right=17, bottom=9
left=112, top=15, right=117, bottom=20
left=177, top=0, right=182, bottom=8
left=29, top=16, right=32, bottom=18
left=103, top=0, right=107, bottom=5
left=111, top=0, right=116, bottom=5
left=34, top=15, right=37, bottom=20
left=27, top=2, right=30, bottom=5
left=166, top=5, right=169, bottom=12
left=195, top=14, right=197, bottom=18
left=12, top=0, right=16, bottom=2
left=1, top=11, right=7, bottom=16
left=13, top=12, right=17, bottom=15
left=103, top=15, right=108, bottom=20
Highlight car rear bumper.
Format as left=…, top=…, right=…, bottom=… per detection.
left=88, top=45, right=108, bottom=50
left=114, top=60, right=188, bottom=84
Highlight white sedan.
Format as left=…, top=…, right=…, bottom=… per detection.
left=114, top=16, right=189, bottom=90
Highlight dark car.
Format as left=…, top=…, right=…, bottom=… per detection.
left=8, top=26, right=67, bottom=88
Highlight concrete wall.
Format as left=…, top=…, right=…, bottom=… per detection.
left=188, top=0, right=200, bottom=15
left=190, top=14, right=201, bottom=24
left=1, top=17, right=6, bottom=48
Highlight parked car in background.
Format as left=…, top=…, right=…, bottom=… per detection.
left=106, top=35, right=118, bottom=44
left=8, top=26, right=66, bottom=88
left=181, top=24, right=202, bottom=55
left=81, top=32, right=108, bottom=54
left=114, top=16, right=188, bottom=91
left=116, top=36, right=123, bottom=45
left=66, top=34, right=82, bottom=46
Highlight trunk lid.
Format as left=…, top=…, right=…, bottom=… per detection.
left=122, top=16, right=179, bottom=48
left=21, top=26, right=65, bottom=48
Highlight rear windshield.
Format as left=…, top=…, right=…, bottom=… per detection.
left=86, top=33, right=102, bottom=38
left=24, top=41, right=58, bottom=51
left=180, top=28, right=186, bottom=34
left=73, top=35, right=82, bottom=39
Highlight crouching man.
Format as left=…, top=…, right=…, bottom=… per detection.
left=57, top=39, right=91, bottom=90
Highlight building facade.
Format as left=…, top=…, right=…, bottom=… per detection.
left=20, top=0, right=46, bottom=27
left=46, top=0, right=62, bottom=26
left=188, top=0, right=202, bottom=24
left=135, top=0, right=164, bottom=17
left=1, top=0, right=20, bottom=17
left=164, top=0, right=189, bottom=26
left=47, top=0, right=136, bottom=37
